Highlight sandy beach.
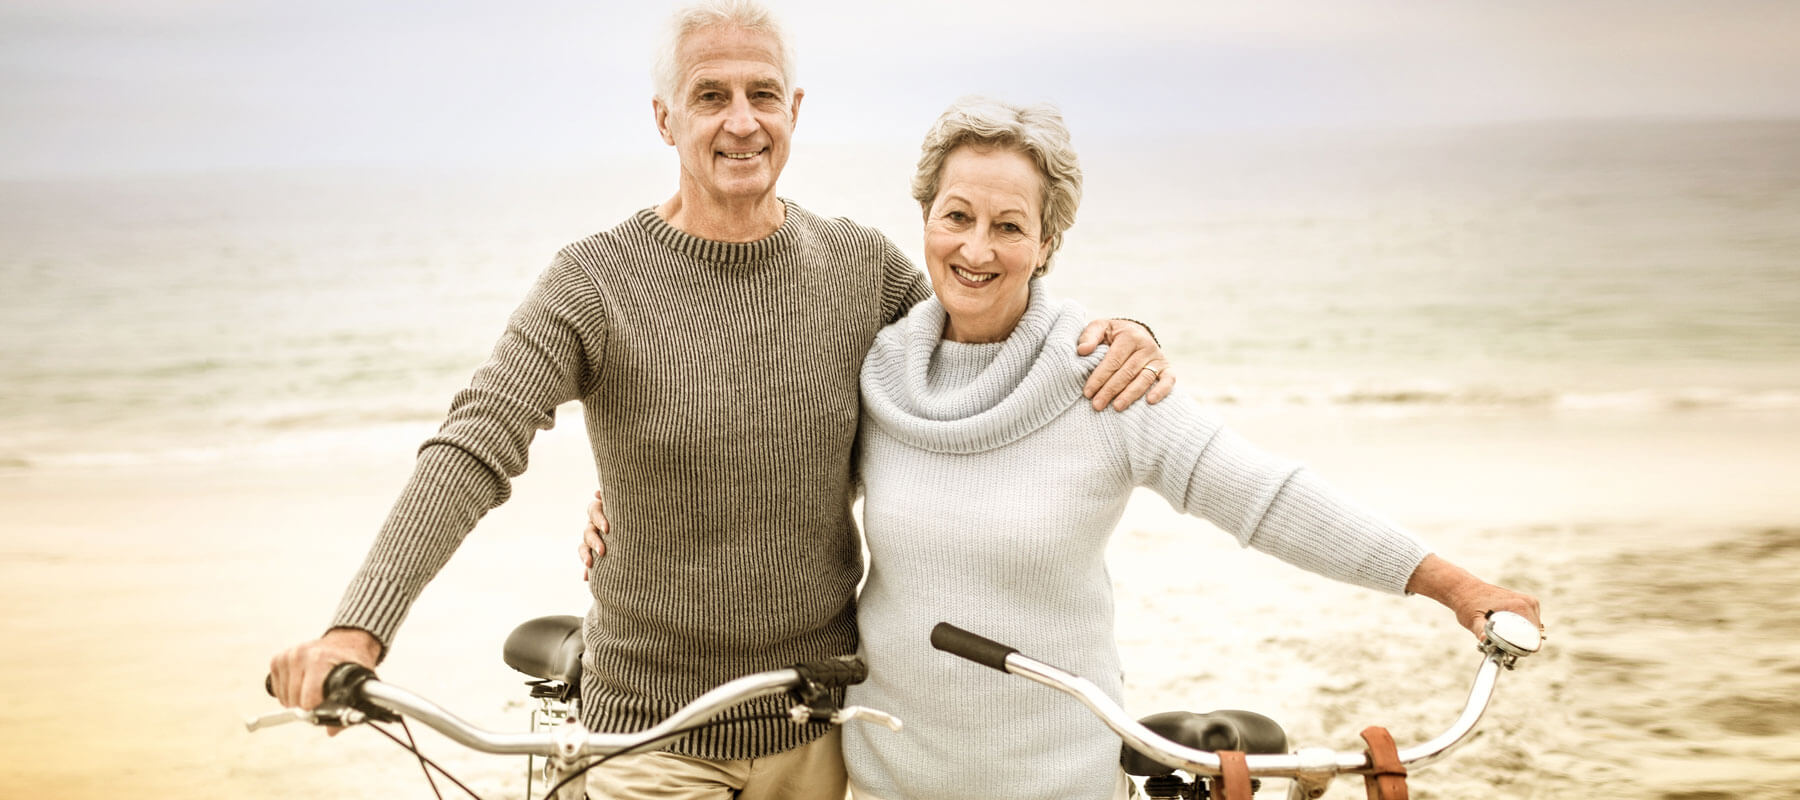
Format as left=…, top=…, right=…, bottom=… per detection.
left=4, top=406, right=1797, bottom=799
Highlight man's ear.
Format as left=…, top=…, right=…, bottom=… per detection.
left=789, top=88, right=804, bottom=126
left=653, top=98, right=676, bottom=146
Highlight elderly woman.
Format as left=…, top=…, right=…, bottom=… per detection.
left=834, top=98, right=1541, bottom=800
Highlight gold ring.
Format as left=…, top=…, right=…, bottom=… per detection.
left=1141, top=364, right=1161, bottom=377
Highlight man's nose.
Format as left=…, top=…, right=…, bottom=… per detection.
left=722, top=94, right=758, bottom=138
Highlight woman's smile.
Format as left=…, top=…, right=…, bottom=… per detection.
left=949, top=265, right=999, bottom=285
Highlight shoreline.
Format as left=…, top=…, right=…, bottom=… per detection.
left=9, top=401, right=1799, bottom=522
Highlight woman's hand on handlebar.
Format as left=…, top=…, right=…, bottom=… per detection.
left=1405, top=554, right=1543, bottom=639
left=1450, top=581, right=1541, bottom=640
left=577, top=489, right=609, bottom=579
left=269, top=627, right=382, bottom=735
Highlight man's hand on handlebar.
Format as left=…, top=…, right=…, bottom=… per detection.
left=269, top=627, right=382, bottom=735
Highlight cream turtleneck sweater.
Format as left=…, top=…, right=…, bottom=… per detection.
left=844, top=284, right=1429, bottom=800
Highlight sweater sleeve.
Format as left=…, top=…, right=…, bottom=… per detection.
left=331, top=256, right=606, bottom=648
left=1121, top=393, right=1430, bottom=595
left=877, top=234, right=932, bottom=324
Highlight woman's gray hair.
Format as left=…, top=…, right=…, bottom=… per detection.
left=652, top=0, right=797, bottom=103
left=912, top=97, right=1083, bottom=276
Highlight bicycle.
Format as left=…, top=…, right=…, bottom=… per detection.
left=248, top=614, right=902, bottom=800
left=930, top=610, right=1543, bottom=799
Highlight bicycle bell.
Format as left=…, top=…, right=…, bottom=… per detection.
left=1482, top=610, right=1542, bottom=661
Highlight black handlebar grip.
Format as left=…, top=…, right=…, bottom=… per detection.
left=323, top=662, right=399, bottom=723
left=930, top=622, right=1018, bottom=672
left=793, top=655, right=869, bottom=687
left=321, top=662, right=378, bottom=704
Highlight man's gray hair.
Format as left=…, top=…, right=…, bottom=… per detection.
left=652, top=0, right=797, bottom=103
left=911, top=97, right=1083, bottom=276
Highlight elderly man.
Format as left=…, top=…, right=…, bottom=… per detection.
left=267, top=1, right=1171, bottom=797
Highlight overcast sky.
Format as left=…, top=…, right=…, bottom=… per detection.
left=2, top=0, right=1796, bottom=177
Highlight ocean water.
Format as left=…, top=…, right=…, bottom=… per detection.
left=3, top=119, right=1798, bottom=470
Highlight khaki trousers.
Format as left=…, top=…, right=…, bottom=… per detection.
left=586, top=727, right=846, bottom=800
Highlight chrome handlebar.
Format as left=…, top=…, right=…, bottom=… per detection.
left=246, top=661, right=902, bottom=759
left=933, top=611, right=1541, bottom=791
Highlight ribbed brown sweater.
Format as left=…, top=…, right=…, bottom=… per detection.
left=332, top=200, right=930, bottom=759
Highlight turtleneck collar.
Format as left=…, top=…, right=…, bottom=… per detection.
left=860, top=281, right=1105, bottom=454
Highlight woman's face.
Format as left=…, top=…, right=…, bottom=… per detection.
left=923, top=145, right=1048, bottom=343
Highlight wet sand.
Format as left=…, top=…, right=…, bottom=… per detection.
left=2, top=409, right=1797, bottom=798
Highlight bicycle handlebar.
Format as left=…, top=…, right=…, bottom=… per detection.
left=248, top=655, right=897, bottom=758
left=930, top=612, right=1541, bottom=782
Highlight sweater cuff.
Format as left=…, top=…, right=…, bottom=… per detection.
left=330, top=580, right=415, bottom=652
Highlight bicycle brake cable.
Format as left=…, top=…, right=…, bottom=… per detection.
left=399, top=717, right=447, bottom=800
left=364, top=719, right=489, bottom=800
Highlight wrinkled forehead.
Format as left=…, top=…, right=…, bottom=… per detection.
left=675, top=25, right=788, bottom=92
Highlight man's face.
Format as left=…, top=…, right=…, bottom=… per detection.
left=655, top=25, right=801, bottom=205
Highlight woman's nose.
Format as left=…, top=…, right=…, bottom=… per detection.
left=957, top=233, right=996, bottom=267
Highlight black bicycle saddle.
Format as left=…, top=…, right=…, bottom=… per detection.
left=1121, top=709, right=1290, bottom=776
left=502, top=615, right=585, bottom=687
